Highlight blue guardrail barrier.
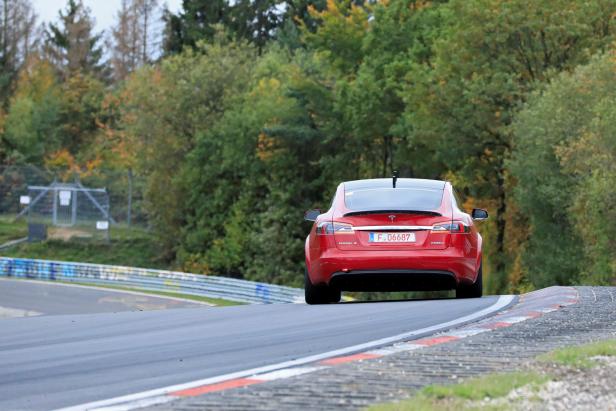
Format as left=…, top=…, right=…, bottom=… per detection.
left=0, top=257, right=303, bottom=304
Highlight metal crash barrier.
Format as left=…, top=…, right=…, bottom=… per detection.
left=0, top=257, right=304, bottom=304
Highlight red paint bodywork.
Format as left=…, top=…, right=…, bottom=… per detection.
left=304, top=179, right=483, bottom=291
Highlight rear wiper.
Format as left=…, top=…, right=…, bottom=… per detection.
left=344, top=210, right=442, bottom=217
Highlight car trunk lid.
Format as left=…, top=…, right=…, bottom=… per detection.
left=334, top=212, right=451, bottom=251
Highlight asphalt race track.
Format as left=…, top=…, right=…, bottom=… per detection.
left=0, top=279, right=507, bottom=411
left=0, top=278, right=203, bottom=317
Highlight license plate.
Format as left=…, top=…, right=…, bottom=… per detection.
left=369, top=232, right=416, bottom=243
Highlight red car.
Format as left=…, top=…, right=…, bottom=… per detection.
left=303, top=177, right=488, bottom=304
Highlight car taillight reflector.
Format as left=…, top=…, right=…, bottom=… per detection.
left=316, top=222, right=354, bottom=235
left=431, top=222, right=470, bottom=233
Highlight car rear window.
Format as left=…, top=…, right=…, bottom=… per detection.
left=344, top=188, right=443, bottom=211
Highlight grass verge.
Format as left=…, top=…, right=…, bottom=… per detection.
left=368, top=339, right=616, bottom=411
left=1, top=225, right=170, bottom=270
left=367, top=372, right=547, bottom=411
left=0, top=216, right=27, bottom=244
left=537, top=339, right=616, bottom=369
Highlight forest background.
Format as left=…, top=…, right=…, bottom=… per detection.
left=1, top=0, right=615, bottom=293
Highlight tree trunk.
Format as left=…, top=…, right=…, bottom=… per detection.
left=141, top=2, right=148, bottom=63
left=494, top=170, right=507, bottom=276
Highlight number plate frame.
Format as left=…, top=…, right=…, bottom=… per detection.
left=368, top=232, right=416, bottom=243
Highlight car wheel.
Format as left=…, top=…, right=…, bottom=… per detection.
left=305, top=267, right=335, bottom=305
left=328, top=287, right=341, bottom=303
left=456, top=262, right=483, bottom=299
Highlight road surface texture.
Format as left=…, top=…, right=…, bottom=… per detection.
left=147, top=286, right=616, bottom=411
left=0, top=279, right=505, bottom=411
left=0, top=278, right=203, bottom=318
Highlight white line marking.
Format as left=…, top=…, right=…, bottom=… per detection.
left=499, top=316, right=530, bottom=324
left=0, top=306, right=41, bottom=318
left=444, top=328, right=487, bottom=338
left=55, top=295, right=515, bottom=411
left=254, top=367, right=325, bottom=381
left=367, top=343, right=425, bottom=356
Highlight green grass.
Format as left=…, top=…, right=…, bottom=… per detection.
left=538, top=339, right=616, bottom=369
left=420, top=372, right=547, bottom=401
left=0, top=216, right=27, bottom=244
left=1, top=225, right=171, bottom=270
left=57, top=280, right=242, bottom=306
left=367, top=372, right=548, bottom=411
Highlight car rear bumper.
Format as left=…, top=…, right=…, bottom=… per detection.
left=309, top=249, right=477, bottom=290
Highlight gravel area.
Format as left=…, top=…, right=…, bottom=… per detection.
left=147, top=286, right=616, bottom=411
left=480, top=356, right=616, bottom=411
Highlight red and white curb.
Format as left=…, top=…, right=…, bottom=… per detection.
left=56, top=287, right=578, bottom=411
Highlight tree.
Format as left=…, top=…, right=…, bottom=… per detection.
left=404, top=0, right=616, bottom=290
left=511, top=52, right=616, bottom=288
left=110, top=0, right=139, bottom=81
left=2, top=54, right=62, bottom=163
left=134, top=0, right=159, bottom=63
left=116, top=34, right=255, bottom=258
left=163, top=0, right=286, bottom=55
left=179, top=48, right=330, bottom=283
left=301, top=0, right=370, bottom=74
left=110, top=0, right=160, bottom=81
left=230, top=0, right=283, bottom=54
left=335, top=0, right=445, bottom=179
left=44, top=0, right=108, bottom=80
left=162, top=0, right=229, bottom=54
left=0, top=0, right=38, bottom=102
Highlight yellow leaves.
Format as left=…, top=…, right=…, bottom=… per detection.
left=181, top=253, right=212, bottom=275
left=409, top=0, right=431, bottom=11
left=257, top=132, right=277, bottom=161
left=326, top=0, right=341, bottom=17
left=45, top=149, right=103, bottom=179
left=84, top=158, right=102, bottom=175
left=256, top=78, right=281, bottom=95
left=306, top=4, right=317, bottom=17
left=13, top=54, right=59, bottom=102
left=301, top=0, right=370, bottom=71
left=45, top=149, right=79, bottom=181
left=46, top=149, right=75, bottom=169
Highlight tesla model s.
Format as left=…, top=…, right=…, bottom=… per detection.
left=303, top=177, right=488, bottom=304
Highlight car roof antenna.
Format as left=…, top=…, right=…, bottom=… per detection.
left=392, top=170, right=399, bottom=188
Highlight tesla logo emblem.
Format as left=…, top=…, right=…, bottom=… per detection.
left=388, top=215, right=396, bottom=222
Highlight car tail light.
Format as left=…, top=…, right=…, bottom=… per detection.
left=316, top=221, right=354, bottom=235
left=431, top=222, right=470, bottom=233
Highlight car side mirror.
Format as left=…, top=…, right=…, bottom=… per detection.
left=304, top=209, right=321, bottom=222
left=471, top=208, right=488, bottom=221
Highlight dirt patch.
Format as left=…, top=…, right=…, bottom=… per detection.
left=48, top=227, right=93, bottom=241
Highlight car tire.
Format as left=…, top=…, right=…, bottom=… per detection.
left=328, top=287, right=341, bottom=303
left=305, top=268, right=337, bottom=304
left=456, top=262, right=483, bottom=299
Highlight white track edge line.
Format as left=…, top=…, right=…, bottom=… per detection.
left=55, top=295, right=515, bottom=411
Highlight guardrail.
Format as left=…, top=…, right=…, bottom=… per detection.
left=0, top=257, right=304, bottom=304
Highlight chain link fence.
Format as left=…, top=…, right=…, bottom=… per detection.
left=0, top=165, right=147, bottom=243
